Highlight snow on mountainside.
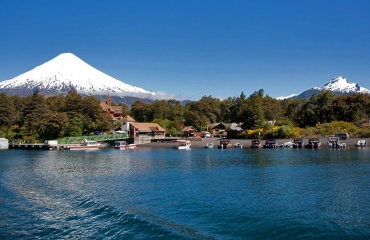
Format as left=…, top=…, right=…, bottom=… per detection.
left=276, top=93, right=299, bottom=100
left=278, top=76, right=370, bottom=100
left=0, top=53, right=172, bottom=102
left=314, top=76, right=369, bottom=93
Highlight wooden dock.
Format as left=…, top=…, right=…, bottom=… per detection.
left=9, top=143, right=59, bottom=150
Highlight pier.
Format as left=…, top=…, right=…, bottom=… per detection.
left=9, top=133, right=130, bottom=150
left=9, top=143, right=58, bottom=150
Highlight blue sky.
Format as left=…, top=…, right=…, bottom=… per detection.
left=1, top=0, right=369, bottom=100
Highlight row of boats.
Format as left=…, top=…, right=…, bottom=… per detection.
left=65, top=140, right=137, bottom=150
left=205, top=137, right=368, bottom=149
left=65, top=137, right=368, bottom=151
left=251, top=137, right=368, bottom=149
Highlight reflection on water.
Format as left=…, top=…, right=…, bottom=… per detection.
left=0, top=147, right=369, bottom=239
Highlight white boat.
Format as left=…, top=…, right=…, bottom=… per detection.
left=174, top=140, right=191, bottom=149
left=355, top=139, right=368, bottom=147
left=204, top=142, right=214, bottom=148
left=280, top=141, right=294, bottom=148
left=328, top=137, right=346, bottom=148
left=251, top=139, right=261, bottom=148
left=114, top=141, right=137, bottom=150
left=305, top=138, right=321, bottom=148
left=66, top=139, right=102, bottom=150
left=218, top=138, right=232, bottom=149
left=263, top=139, right=278, bottom=148
left=233, top=142, right=243, bottom=148
left=292, top=138, right=304, bottom=148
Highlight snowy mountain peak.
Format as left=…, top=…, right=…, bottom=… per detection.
left=0, top=53, right=173, bottom=102
left=277, top=76, right=370, bottom=100
left=318, top=76, right=362, bottom=93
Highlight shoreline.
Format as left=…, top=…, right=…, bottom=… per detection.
left=138, top=137, right=367, bottom=149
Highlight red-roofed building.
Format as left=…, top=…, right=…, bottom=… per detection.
left=120, top=115, right=166, bottom=143
left=100, top=95, right=124, bottom=121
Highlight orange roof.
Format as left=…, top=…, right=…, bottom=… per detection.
left=122, top=115, right=136, bottom=122
left=100, top=101, right=110, bottom=110
left=182, top=126, right=197, bottom=132
left=100, top=101, right=123, bottom=114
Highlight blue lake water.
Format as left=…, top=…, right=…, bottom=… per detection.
left=0, top=147, right=369, bottom=239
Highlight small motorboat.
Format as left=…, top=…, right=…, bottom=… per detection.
left=355, top=139, right=368, bottom=147
left=305, top=138, right=321, bottom=148
left=328, top=137, right=346, bottom=148
left=280, top=141, right=294, bottom=148
left=204, top=142, right=214, bottom=148
left=66, top=139, right=102, bottom=150
left=263, top=139, right=278, bottom=148
left=114, top=141, right=137, bottom=150
left=218, top=138, right=232, bottom=149
left=251, top=139, right=261, bottom=148
left=174, top=140, right=191, bottom=149
left=292, top=138, right=304, bottom=148
left=233, top=142, right=243, bottom=148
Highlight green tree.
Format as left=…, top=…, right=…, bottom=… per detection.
left=66, top=116, right=83, bottom=136
left=240, top=90, right=265, bottom=129
left=65, top=90, right=83, bottom=118
left=131, top=101, right=152, bottom=122
left=0, top=93, right=16, bottom=128
left=263, top=95, right=283, bottom=121
left=37, top=112, right=69, bottom=140
left=316, top=91, right=334, bottom=123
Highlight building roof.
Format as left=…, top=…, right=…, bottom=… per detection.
left=122, top=115, right=136, bottom=122
left=100, top=102, right=123, bottom=114
left=182, top=126, right=197, bottom=132
left=209, top=122, right=243, bottom=129
left=131, top=122, right=166, bottom=132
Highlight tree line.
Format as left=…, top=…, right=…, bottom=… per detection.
left=0, top=90, right=113, bottom=142
left=0, top=89, right=369, bottom=142
left=129, top=89, right=370, bottom=138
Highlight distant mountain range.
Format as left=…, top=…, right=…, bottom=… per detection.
left=0, top=53, right=173, bottom=105
left=0, top=53, right=369, bottom=104
left=277, top=76, right=370, bottom=100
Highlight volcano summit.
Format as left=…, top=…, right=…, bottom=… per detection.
left=0, top=53, right=172, bottom=104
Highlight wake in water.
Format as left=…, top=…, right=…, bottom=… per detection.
left=1, top=161, right=213, bottom=239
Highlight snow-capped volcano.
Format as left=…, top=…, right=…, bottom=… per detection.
left=278, top=76, right=370, bottom=100
left=314, top=76, right=368, bottom=93
left=0, top=53, right=172, bottom=102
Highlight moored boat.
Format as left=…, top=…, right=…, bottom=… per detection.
left=263, top=139, right=278, bottom=148
left=218, top=138, right=232, bottom=149
left=328, top=137, right=346, bottom=148
left=280, top=141, right=294, bottom=148
left=114, top=141, right=137, bottom=150
left=174, top=140, right=191, bottom=149
left=66, top=139, right=102, bottom=150
left=305, top=138, right=321, bottom=148
left=251, top=139, right=261, bottom=148
left=204, top=142, right=214, bottom=148
left=292, top=138, right=304, bottom=148
left=233, top=142, right=243, bottom=148
left=355, top=139, right=368, bottom=147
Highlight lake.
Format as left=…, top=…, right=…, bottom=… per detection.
left=0, top=147, right=369, bottom=239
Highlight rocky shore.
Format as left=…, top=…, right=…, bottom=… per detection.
left=139, top=137, right=367, bottom=149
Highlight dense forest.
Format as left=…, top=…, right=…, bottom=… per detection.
left=0, top=89, right=369, bottom=142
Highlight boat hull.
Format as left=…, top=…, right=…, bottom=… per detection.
left=67, top=145, right=101, bottom=150
left=115, top=144, right=137, bottom=150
